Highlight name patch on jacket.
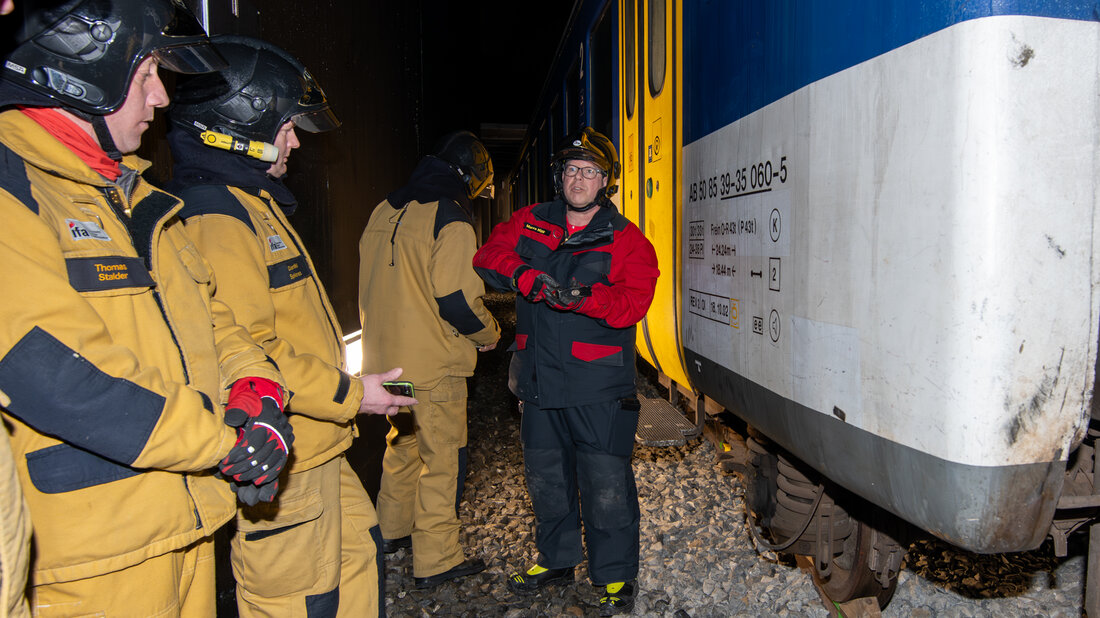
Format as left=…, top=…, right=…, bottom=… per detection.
left=267, top=235, right=287, bottom=252
left=66, top=219, right=111, bottom=242
left=66, top=256, right=155, bottom=292
left=524, top=222, right=552, bottom=236
left=268, top=255, right=312, bottom=288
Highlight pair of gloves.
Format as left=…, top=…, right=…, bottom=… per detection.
left=218, top=377, right=294, bottom=506
left=513, top=266, right=592, bottom=311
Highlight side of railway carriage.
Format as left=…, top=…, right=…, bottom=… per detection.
left=506, top=0, right=1100, bottom=611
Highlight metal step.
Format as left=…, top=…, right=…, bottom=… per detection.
left=636, top=395, right=700, bottom=447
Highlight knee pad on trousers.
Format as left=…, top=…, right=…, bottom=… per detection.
left=525, top=448, right=572, bottom=521
left=577, top=450, right=638, bottom=529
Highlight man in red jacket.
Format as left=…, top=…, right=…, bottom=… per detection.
left=473, top=127, right=659, bottom=616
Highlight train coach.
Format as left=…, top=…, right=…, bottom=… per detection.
left=505, top=0, right=1100, bottom=612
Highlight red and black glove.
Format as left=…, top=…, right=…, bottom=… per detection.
left=544, top=283, right=592, bottom=311
left=513, top=266, right=560, bottom=302
left=230, top=478, right=280, bottom=506
left=219, top=378, right=293, bottom=497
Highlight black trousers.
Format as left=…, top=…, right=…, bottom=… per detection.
left=519, top=399, right=640, bottom=585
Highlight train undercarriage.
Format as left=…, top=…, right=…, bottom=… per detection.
left=641, top=371, right=1100, bottom=615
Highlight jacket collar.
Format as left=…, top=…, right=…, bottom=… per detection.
left=0, top=109, right=150, bottom=187
left=533, top=197, right=618, bottom=229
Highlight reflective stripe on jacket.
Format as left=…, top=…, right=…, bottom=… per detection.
left=0, top=110, right=281, bottom=585
left=473, top=199, right=659, bottom=408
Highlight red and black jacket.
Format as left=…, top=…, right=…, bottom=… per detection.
left=474, top=199, right=659, bottom=408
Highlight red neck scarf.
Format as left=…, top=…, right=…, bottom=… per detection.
left=20, top=107, right=120, bottom=180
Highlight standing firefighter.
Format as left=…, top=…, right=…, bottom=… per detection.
left=166, top=35, right=415, bottom=617
left=0, top=1, right=294, bottom=615
left=473, top=127, right=659, bottom=615
left=358, top=130, right=500, bottom=589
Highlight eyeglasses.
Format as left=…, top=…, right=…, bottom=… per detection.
left=563, top=165, right=605, bottom=179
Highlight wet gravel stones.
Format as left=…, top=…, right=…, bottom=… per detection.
left=381, top=293, right=1087, bottom=617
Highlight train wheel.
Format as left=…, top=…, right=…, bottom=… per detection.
left=810, top=514, right=900, bottom=608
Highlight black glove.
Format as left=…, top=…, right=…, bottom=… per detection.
left=545, top=284, right=592, bottom=311
left=219, top=395, right=293, bottom=486
left=513, top=266, right=560, bottom=302
left=231, top=478, right=280, bottom=506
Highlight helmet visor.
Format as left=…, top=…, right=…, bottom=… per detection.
left=154, top=42, right=227, bottom=74
left=293, top=105, right=340, bottom=133
left=153, top=0, right=228, bottom=73
left=291, top=70, right=339, bottom=132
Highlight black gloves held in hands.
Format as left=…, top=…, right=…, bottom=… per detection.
left=218, top=378, right=293, bottom=506
left=544, top=283, right=591, bottom=311
left=513, top=265, right=590, bottom=311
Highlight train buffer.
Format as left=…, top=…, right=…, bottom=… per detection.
left=636, top=394, right=703, bottom=447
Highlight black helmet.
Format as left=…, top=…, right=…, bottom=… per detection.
left=1, top=0, right=227, bottom=115
left=168, top=34, right=339, bottom=148
left=551, top=127, right=620, bottom=204
left=433, top=130, right=494, bottom=199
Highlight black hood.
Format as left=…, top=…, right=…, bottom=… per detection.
left=166, top=126, right=298, bottom=213
left=386, top=155, right=469, bottom=212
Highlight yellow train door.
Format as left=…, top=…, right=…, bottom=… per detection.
left=619, top=0, right=690, bottom=390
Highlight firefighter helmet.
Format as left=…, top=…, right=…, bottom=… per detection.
left=168, top=34, right=338, bottom=147
left=433, top=130, right=494, bottom=200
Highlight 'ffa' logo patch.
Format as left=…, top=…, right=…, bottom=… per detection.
left=267, top=235, right=288, bottom=252
left=523, top=222, right=550, bottom=236
left=66, top=219, right=111, bottom=241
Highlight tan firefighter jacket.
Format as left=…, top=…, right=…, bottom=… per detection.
left=177, top=185, right=362, bottom=471
left=0, top=110, right=282, bottom=585
left=358, top=189, right=499, bottom=390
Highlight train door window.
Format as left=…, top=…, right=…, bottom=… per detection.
left=533, top=134, right=545, bottom=202
left=566, top=59, right=583, bottom=134
left=648, top=0, right=666, bottom=96
left=516, top=159, right=526, bottom=208
left=624, top=0, right=635, bottom=119
left=549, top=96, right=561, bottom=144
left=522, top=158, right=531, bottom=207
left=589, top=2, right=614, bottom=140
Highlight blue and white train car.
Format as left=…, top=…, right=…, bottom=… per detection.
left=684, top=1, right=1098, bottom=552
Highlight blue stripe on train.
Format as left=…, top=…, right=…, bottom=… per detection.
left=683, top=0, right=1099, bottom=143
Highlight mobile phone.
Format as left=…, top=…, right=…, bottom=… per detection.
left=382, top=381, right=415, bottom=397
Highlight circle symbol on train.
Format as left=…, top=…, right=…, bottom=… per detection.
left=769, top=309, right=781, bottom=342
left=770, top=209, right=782, bottom=242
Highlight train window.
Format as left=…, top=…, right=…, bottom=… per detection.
left=566, top=59, right=582, bottom=134
left=549, top=96, right=560, bottom=145
left=624, top=0, right=635, bottom=119
left=543, top=127, right=556, bottom=199
left=537, top=131, right=549, bottom=201
left=589, top=2, right=614, bottom=140
left=648, top=0, right=666, bottom=97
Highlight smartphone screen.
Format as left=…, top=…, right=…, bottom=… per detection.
left=382, top=381, right=414, bottom=397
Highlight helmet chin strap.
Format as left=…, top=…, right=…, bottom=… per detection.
left=90, top=115, right=123, bottom=161
left=567, top=201, right=599, bottom=213
left=67, top=107, right=123, bottom=161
